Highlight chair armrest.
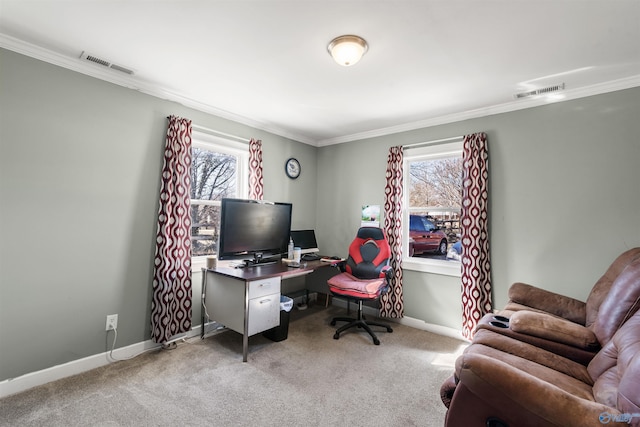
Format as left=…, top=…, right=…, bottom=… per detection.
left=453, top=353, right=620, bottom=427
left=382, top=265, right=394, bottom=281
left=507, top=282, right=586, bottom=324
left=509, top=310, right=599, bottom=350
left=332, top=260, right=347, bottom=273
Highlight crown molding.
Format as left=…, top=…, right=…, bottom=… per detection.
left=315, top=74, right=640, bottom=146
left=3, top=33, right=639, bottom=149
left=0, top=33, right=316, bottom=146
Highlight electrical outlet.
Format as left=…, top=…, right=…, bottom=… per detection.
left=106, top=314, right=118, bottom=331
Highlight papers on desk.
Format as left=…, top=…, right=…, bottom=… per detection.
left=320, top=257, right=345, bottom=263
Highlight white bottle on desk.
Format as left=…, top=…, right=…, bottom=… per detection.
left=288, top=237, right=294, bottom=260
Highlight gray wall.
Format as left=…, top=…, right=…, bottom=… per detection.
left=2, top=46, right=639, bottom=381
left=315, top=87, right=640, bottom=329
left=0, top=49, right=317, bottom=381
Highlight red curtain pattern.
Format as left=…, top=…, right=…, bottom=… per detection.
left=248, top=138, right=263, bottom=200
left=460, top=132, right=492, bottom=340
left=151, top=116, right=193, bottom=344
left=381, top=145, right=404, bottom=318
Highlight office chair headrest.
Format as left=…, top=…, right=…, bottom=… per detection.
left=356, top=227, right=385, bottom=241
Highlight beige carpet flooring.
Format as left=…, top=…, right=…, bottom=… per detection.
left=0, top=304, right=467, bottom=427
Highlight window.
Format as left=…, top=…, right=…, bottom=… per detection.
left=403, top=139, right=463, bottom=276
left=190, top=131, right=248, bottom=270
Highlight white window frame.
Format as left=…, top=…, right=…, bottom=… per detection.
left=402, top=139, right=463, bottom=277
left=190, top=130, right=248, bottom=272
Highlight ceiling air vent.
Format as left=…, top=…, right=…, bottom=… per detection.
left=80, top=51, right=135, bottom=75
left=514, top=83, right=565, bottom=99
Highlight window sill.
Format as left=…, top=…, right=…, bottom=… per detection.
left=402, top=257, right=462, bottom=277
left=191, top=257, right=207, bottom=273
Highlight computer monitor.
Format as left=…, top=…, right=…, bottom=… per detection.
left=218, top=198, right=292, bottom=264
left=291, top=229, right=319, bottom=254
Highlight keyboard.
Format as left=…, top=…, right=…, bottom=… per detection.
left=301, top=253, right=321, bottom=261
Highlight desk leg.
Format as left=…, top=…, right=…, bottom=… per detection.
left=242, top=339, right=248, bottom=362
left=201, top=269, right=207, bottom=339
left=243, top=282, right=249, bottom=362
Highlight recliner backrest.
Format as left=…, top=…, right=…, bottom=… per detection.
left=588, top=308, right=640, bottom=414
left=585, top=247, right=640, bottom=328
left=588, top=255, right=640, bottom=346
left=345, top=227, right=391, bottom=280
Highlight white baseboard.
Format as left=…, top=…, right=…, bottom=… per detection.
left=329, top=297, right=466, bottom=341
left=394, top=316, right=468, bottom=342
left=1, top=307, right=464, bottom=399
left=0, top=326, right=204, bottom=399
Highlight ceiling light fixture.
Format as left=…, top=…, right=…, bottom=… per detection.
left=327, top=35, right=368, bottom=67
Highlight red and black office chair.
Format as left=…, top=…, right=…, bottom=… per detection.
left=327, top=227, right=394, bottom=345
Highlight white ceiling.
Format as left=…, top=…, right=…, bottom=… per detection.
left=1, top=0, right=639, bottom=146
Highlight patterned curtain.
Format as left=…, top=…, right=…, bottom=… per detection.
left=248, top=138, right=263, bottom=200
left=151, top=116, right=193, bottom=344
left=381, top=146, right=404, bottom=318
left=460, top=132, right=492, bottom=340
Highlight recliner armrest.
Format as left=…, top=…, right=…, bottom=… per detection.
left=507, top=282, right=587, bottom=324
left=510, top=310, right=600, bottom=350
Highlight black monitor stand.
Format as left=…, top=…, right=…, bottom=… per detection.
left=241, top=253, right=278, bottom=268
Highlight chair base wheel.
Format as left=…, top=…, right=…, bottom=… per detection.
left=330, top=315, right=392, bottom=345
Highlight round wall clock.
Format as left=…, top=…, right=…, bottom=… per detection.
left=285, top=157, right=301, bottom=179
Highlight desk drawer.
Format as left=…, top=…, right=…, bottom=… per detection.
left=248, top=277, right=281, bottom=299
left=248, top=293, right=280, bottom=336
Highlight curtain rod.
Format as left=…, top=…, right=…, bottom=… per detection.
left=191, top=124, right=251, bottom=143
left=403, top=135, right=463, bottom=149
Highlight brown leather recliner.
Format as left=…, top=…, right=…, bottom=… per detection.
left=503, top=247, right=640, bottom=322
left=443, top=309, right=640, bottom=427
left=475, top=248, right=640, bottom=364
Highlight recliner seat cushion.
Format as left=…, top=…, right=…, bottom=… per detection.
left=471, top=328, right=594, bottom=384
left=449, top=352, right=627, bottom=427
left=459, top=344, right=595, bottom=400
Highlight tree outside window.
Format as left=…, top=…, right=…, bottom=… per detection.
left=404, top=141, right=463, bottom=266
left=190, top=134, right=248, bottom=260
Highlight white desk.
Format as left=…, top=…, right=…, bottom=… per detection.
left=201, top=260, right=332, bottom=361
